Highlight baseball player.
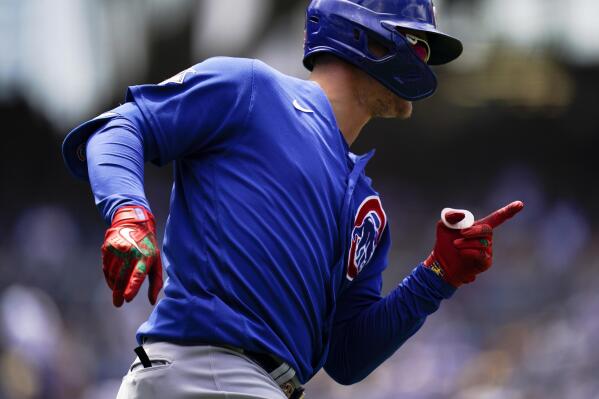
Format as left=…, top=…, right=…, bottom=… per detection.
left=62, top=0, right=523, bottom=398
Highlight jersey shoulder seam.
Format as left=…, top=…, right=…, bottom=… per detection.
left=242, top=59, right=257, bottom=130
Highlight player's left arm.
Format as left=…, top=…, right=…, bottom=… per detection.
left=324, top=231, right=453, bottom=385
left=324, top=202, right=524, bottom=385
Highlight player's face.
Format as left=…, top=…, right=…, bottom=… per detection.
left=357, top=30, right=432, bottom=120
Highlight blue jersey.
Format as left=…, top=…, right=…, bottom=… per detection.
left=62, top=57, right=455, bottom=384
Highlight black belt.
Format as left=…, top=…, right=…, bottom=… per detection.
left=237, top=349, right=305, bottom=399
left=134, top=345, right=305, bottom=399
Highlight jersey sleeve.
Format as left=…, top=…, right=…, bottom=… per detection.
left=85, top=104, right=157, bottom=224
left=324, top=228, right=456, bottom=385
left=62, top=57, right=255, bottom=180
left=125, top=57, right=255, bottom=165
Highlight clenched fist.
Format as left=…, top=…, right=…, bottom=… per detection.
left=424, top=201, right=524, bottom=287
left=101, top=206, right=163, bottom=307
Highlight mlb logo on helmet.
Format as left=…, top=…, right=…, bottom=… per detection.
left=347, top=196, right=387, bottom=281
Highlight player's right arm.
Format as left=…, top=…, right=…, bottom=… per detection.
left=62, top=57, right=255, bottom=306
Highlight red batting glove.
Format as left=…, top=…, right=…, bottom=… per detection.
left=424, top=201, right=524, bottom=287
left=101, top=206, right=163, bottom=307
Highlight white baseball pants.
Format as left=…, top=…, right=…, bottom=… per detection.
left=116, top=341, right=287, bottom=399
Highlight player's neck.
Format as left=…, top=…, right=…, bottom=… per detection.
left=309, top=59, right=372, bottom=146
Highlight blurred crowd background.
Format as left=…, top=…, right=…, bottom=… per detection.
left=1, top=0, right=598, bottom=398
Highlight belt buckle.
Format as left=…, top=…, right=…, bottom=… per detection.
left=281, top=381, right=295, bottom=397
left=237, top=348, right=305, bottom=399
left=281, top=381, right=305, bottom=399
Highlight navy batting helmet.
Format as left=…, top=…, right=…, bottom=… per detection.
left=303, top=0, right=463, bottom=100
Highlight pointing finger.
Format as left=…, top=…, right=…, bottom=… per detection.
left=477, top=201, right=524, bottom=229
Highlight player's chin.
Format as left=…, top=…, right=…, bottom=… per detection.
left=394, top=99, right=413, bottom=120
left=376, top=97, right=413, bottom=119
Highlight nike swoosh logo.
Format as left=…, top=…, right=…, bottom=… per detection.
left=119, top=227, right=143, bottom=252
left=293, top=99, right=314, bottom=113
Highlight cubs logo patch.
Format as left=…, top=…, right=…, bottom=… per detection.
left=346, top=196, right=387, bottom=281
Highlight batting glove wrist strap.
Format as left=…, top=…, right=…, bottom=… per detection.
left=112, top=205, right=154, bottom=225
